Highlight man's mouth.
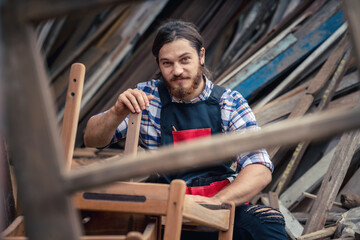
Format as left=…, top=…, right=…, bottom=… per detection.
left=172, top=77, right=189, bottom=82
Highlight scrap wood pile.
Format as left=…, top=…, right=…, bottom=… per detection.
left=2, top=0, right=360, bottom=239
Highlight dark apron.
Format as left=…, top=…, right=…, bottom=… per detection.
left=150, top=81, right=237, bottom=189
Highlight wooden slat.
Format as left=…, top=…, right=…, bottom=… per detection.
left=74, top=181, right=170, bottom=215
left=49, top=5, right=127, bottom=81
left=163, top=180, right=186, bottom=240
left=262, top=196, right=303, bottom=239
left=124, top=113, right=142, bottom=156
left=343, top=0, right=360, bottom=73
left=3, top=236, right=128, bottom=240
left=61, top=63, right=85, bottom=170
left=215, top=0, right=315, bottom=82
left=268, top=192, right=280, bottom=210
left=218, top=202, right=235, bottom=240
left=2, top=1, right=82, bottom=239
left=142, top=220, right=158, bottom=240
left=230, top=8, right=345, bottom=100
left=253, top=23, right=347, bottom=110
left=21, top=0, right=139, bottom=22
left=279, top=145, right=336, bottom=209
left=65, top=104, right=360, bottom=193
left=216, top=14, right=307, bottom=86
left=303, top=130, right=360, bottom=233
left=297, top=226, right=337, bottom=240
left=275, top=44, right=352, bottom=194
left=302, top=192, right=342, bottom=207
left=182, top=198, right=230, bottom=231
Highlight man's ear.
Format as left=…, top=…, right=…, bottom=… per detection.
left=200, top=48, right=205, bottom=65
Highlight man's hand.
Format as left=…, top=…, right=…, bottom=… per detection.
left=186, top=194, right=222, bottom=205
left=113, top=88, right=154, bottom=116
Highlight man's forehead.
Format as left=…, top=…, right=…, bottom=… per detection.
left=158, top=38, right=197, bottom=59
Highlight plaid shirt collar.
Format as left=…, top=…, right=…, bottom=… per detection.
left=170, top=76, right=213, bottom=104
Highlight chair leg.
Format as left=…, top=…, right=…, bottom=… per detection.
left=163, top=180, right=186, bottom=240
left=218, top=202, right=235, bottom=240
left=127, top=231, right=143, bottom=240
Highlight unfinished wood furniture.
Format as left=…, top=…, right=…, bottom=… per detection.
left=74, top=180, right=235, bottom=240
left=59, top=62, right=235, bottom=239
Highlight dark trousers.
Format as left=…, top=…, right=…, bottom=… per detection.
left=181, top=204, right=289, bottom=240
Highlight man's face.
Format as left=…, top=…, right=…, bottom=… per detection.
left=158, top=38, right=205, bottom=101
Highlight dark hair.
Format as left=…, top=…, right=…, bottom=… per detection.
left=152, top=20, right=212, bottom=80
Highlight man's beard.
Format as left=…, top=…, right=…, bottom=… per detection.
left=164, top=65, right=203, bottom=100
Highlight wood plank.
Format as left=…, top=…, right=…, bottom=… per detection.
left=336, top=168, right=360, bottom=203
left=183, top=198, right=230, bottom=231
left=262, top=196, right=303, bottom=239
left=230, top=9, right=345, bottom=100
left=253, top=23, right=347, bottom=110
left=297, top=226, right=337, bottom=240
left=279, top=144, right=336, bottom=209
left=268, top=192, right=280, bottom=210
left=64, top=104, right=360, bottom=193
left=61, top=63, right=85, bottom=170
left=224, top=34, right=297, bottom=90
left=163, top=180, right=186, bottom=240
left=218, top=202, right=235, bottom=240
left=215, top=0, right=315, bottom=82
left=1, top=139, right=16, bottom=230
left=124, top=113, right=142, bottom=156
left=3, top=236, right=129, bottom=240
left=303, top=130, right=360, bottom=234
left=217, top=15, right=306, bottom=86
left=1, top=216, right=25, bottom=237
left=142, top=220, right=158, bottom=240
left=275, top=44, right=352, bottom=194
left=21, top=0, right=138, bottom=22
left=2, top=2, right=82, bottom=239
left=49, top=5, right=127, bottom=81
left=343, top=0, right=360, bottom=73
left=302, top=192, right=342, bottom=207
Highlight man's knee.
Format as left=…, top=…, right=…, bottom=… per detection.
left=245, top=205, right=285, bottom=225
left=234, top=205, right=288, bottom=240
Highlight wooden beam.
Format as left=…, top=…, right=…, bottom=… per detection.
left=262, top=196, right=303, bottom=239
left=343, top=0, right=360, bottom=73
left=2, top=2, right=82, bottom=239
left=253, top=23, right=347, bottom=110
left=20, top=0, right=140, bottom=22
left=297, top=226, right=337, bottom=240
left=279, top=144, right=336, bottom=209
left=124, top=113, right=142, bottom=157
left=65, top=104, right=360, bottom=193
left=303, top=130, right=360, bottom=233
left=61, top=63, right=85, bottom=170
left=275, top=43, right=352, bottom=194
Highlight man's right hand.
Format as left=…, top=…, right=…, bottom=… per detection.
left=112, top=88, right=154, bottom=117
left=84, top=88, right=153, bottom=148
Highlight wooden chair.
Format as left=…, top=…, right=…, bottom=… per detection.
left=66, top=63, right=235, bottom=239
left=2, top=63, right=235, bottom=240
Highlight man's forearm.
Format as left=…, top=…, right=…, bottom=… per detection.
left=213, top=164, right=272, bottom=205
left=83, top=107, right=128, bottom=148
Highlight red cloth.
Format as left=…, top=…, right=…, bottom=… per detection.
left=172, top=128, right=211, bottom=146
left=185, top=179, right=230, bottom=197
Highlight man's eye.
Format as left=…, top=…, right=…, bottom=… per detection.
left=182, top=57, right=189, bottom=62
left=162, top=62, right=171, bottom=66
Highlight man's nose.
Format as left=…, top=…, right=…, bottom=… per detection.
left=173, top=62, right=183, bottom=76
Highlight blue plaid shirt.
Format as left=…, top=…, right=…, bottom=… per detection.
left=107, top=78, right=273, bottom=172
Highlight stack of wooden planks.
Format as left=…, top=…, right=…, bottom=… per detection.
left=3, top=0, right=360, bottom=239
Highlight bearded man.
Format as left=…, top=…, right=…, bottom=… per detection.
left=84, top=20, right=288, bottom=240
